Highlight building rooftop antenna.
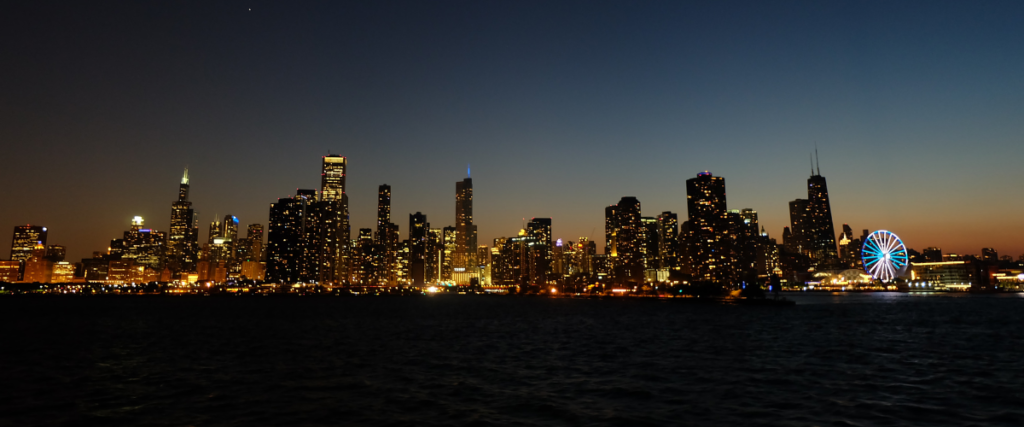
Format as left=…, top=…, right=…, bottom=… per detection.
left=815, top=143, right=821, bottom=176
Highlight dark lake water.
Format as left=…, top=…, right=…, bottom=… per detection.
left=2, top=293, right=1023, bottom=426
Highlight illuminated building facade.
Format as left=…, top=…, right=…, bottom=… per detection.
left=685, top=172, right=732, bottom=283
left=51, top=262, right=75, bottom=283
left=266, top=195, right=307, bottom=283
left=320, top=155, right=347, bottom=202
left=22, top=244, right=53, bottom=283
left=0, top=261, right=20, bottom=282
left=605, top=197, right=643, bottom=282
left=109, top=216, right=167, bottom=270
left=526, top=218, right=553, bottom=284
left=317, top=155, right=351, bottom=284
left=241, top=260, right=265, bottom=281
left=640, top=217, right=659, bottom=270
left=376, top=184, right=391, bottom=244
left=454, top=176, right=477, bottom=282
left=168, top=169, right=199, bottom=273
left=657, top=212, right=679, bottom=270
left=11, top=225, right=47, bottom=263
left=377, top=184, right=399, bottom=284
left=441, top=226, right=456, bottom=281
left=409, top=212, right=428, bottom=286
left=425, top=227, right=442, bottom=283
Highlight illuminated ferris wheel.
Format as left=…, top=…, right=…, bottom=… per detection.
left=862, top=230, right=909, bottom=282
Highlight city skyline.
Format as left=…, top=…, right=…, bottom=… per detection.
left=3, top=153, right=1022, bottom=263
left=3, top=1, right=1024, bottom=261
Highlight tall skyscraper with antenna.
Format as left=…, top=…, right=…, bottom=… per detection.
left=806, top=151, right=838, bottom=264
left=788, top=150, right=838, bottom=266
left=168, top=168, right=199, bottom=273
left=455, top=173, right=477, bottom=283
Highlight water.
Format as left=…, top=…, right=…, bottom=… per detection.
left=2, top=293, right=1023, bottom=426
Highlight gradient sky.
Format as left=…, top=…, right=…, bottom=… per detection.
left=3, top=0, right=1023, bottom=262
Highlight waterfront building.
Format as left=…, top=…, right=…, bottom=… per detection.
left=982, top=248, right=998, bottom=263
left=22, top=244, right=53, bottom=283
left=685, top=172, right=732, bottom=284
left=0, top=261, right=20, bottom=282
left=51, top=262, right=75, bottom=283
left=909, top=261, right=981, bottom=291
left=10, top=225, right=47, bottom=263
left=240, top=260, right=265, bottom=281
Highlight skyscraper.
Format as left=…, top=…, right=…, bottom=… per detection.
left=409, top=212, right=428, bottom=286
left=266, top=196, right=306, bottom=284
left=109, top=216, right=167, bottom=270
left=320, top=155, right=347, bottom=202
left=789, top=155, right=839, bottom=266
left=377, top=184, right=391, bottom=244
left=527, top=218, right=553, bottom=283
left=318, top=155, right=351, bottom=284
left=376, top=184, right=399, bottom=285
left=455, top=176, right=477, bottom=278
left=806, top=172, right=838, bottom=265
left=606, top=197, right=643, bottom=281
left=168, top=169, right=199, bottom=273
left=685, top=171, right=732, bottom=283
left=640, top=217, right=660, bottom=270
left=244, top=223, right=264, bottom=261
left=658, top=211, right=679, bottom=270
left=10, top=225, right=47, bottom=263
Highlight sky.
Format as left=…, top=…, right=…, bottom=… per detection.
left=2, top=0, right=1023, bottom=262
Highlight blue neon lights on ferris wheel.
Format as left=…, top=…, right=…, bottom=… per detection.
left=862, top=230, right=908, bottom=282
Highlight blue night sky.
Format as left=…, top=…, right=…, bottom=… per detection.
left=2, top=0, right=1023, bottom=261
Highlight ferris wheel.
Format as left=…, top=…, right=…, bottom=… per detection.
left=862, top=230, right=909, bottom=282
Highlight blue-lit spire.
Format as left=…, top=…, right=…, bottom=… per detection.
left=467, top=164, right=471, bottom=178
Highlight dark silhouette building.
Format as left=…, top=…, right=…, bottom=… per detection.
left=685, top=171, right=732, bottom=283
left=606, top=196, right=643, bottom=282
left=789, top=155, right=839, bottom=267
left=455, top=175, right=477, bottom=280
left=409, top=212, right=428, bottom=286
left=167, top=169, right=199, bottom=274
